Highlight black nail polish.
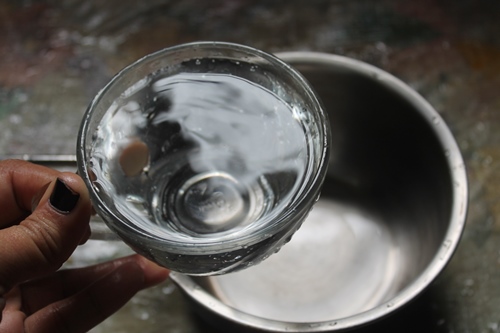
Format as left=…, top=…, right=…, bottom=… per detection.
left=50, top=178, right=80, bottom=214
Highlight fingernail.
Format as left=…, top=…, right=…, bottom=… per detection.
left=136, top=257, right=170, bottom=288
left=50, top=178, right=80, bottom=214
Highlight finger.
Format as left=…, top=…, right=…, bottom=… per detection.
left=78, top=225, right=91, bottom=245
left=24, top=261, right=150, bottom=333
left=21, top=255, right=169, bottom=315
left=0, top=287, right=25, bottom=332
left=0, top=173, right=91, bottom=291
left=0, top=160, right=60, bottom=227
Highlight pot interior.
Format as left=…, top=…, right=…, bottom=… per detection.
left=187, top=55, right=457, bottom=323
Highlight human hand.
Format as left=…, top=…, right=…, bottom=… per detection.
left=0, top=160, right=170, bottom=333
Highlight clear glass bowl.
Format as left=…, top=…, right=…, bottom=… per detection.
left=77, top=42, right=330, bottom=275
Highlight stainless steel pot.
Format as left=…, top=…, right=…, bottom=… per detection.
left=170, top=52, right=468, bottom=332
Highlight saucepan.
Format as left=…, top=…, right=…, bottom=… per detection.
left=170, top=51, right=468, bottom=332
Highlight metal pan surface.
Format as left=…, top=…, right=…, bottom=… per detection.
left=171, top=52, right=468, bottom=332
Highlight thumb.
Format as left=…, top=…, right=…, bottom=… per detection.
left=0, top=174, right=91, bottom=291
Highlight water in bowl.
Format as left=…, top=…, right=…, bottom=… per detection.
left=88, top=59, right=310, bottom=254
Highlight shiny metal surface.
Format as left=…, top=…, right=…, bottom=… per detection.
left=170, top=52, right=468, bottom=331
